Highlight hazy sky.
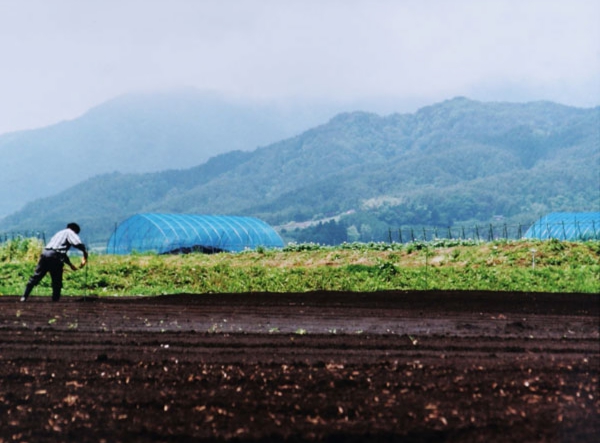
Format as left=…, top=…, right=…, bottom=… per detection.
left=1, top=0, right=598, bottom=135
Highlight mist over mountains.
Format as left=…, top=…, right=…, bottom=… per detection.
left=0, top=89, right=338, bottom=217
left=1, top=96, right=598, bottom=246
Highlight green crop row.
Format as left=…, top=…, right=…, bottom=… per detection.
left=1, top=239, right=598, bottom=296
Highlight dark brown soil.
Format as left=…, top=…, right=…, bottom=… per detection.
left=1, top=290, right=598, bottom=442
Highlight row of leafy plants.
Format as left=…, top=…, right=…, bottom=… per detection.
left=1, top=238, right=598, bottom=296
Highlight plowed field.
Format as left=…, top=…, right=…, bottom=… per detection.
left=1, top=291, right=598, bottom=442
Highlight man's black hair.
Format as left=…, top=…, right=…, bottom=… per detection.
left=67, top=223, right=81, bottom=234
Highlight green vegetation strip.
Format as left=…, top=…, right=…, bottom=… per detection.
left=1, top=238, right=598, bottom=296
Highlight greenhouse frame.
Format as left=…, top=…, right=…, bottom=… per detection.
left=523, top=212, right=600, bottom=241
left=107, top=213, right=284, bottom=254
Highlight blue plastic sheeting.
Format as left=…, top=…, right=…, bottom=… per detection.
left=523, top=212, right=600, bottom=241
left=107, top=213, right=284, bottom=254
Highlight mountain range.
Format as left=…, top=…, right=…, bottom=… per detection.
left=0, top=89, right=338, bottom=217
left=1, top=96, right=598, bottom=247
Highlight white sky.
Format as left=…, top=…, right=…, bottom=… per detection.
left=0, top=0, right=598, bottom=135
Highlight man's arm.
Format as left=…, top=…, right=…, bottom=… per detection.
left=67, top=230, right=88, bottom=267
left=73, top=244, right=88, bottom=268
left=63, top=254, right=78, bottom=271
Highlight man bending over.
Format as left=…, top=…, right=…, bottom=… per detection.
left=21, top=222, right=88, bottom=302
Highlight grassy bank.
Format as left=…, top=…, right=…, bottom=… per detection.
left=1, top=238, right=599, bottom=297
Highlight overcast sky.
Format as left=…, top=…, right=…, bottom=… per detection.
left=0, top=0, right=598, bottom=135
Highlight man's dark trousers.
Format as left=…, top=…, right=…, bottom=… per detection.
left=23, top=250, right=64, bottom=301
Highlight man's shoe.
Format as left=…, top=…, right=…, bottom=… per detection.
left=20, top=296, right=27, bottom=302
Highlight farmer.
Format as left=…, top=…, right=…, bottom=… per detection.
left=21, top=222, right=88, bottom=302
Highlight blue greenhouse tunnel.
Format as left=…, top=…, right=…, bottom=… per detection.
left=523, top=212, right=600, bottom=241
left=107, top=213, right=284, bottom=254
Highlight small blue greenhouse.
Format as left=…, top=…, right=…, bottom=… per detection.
left=523, top=212, right=600, bottom=241
left=107, top=213, right=284, bottom=254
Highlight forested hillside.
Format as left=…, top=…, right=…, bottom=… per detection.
left=0, top=89, right=334, bottom=216
left=1, top=97, right=598, bottom=246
